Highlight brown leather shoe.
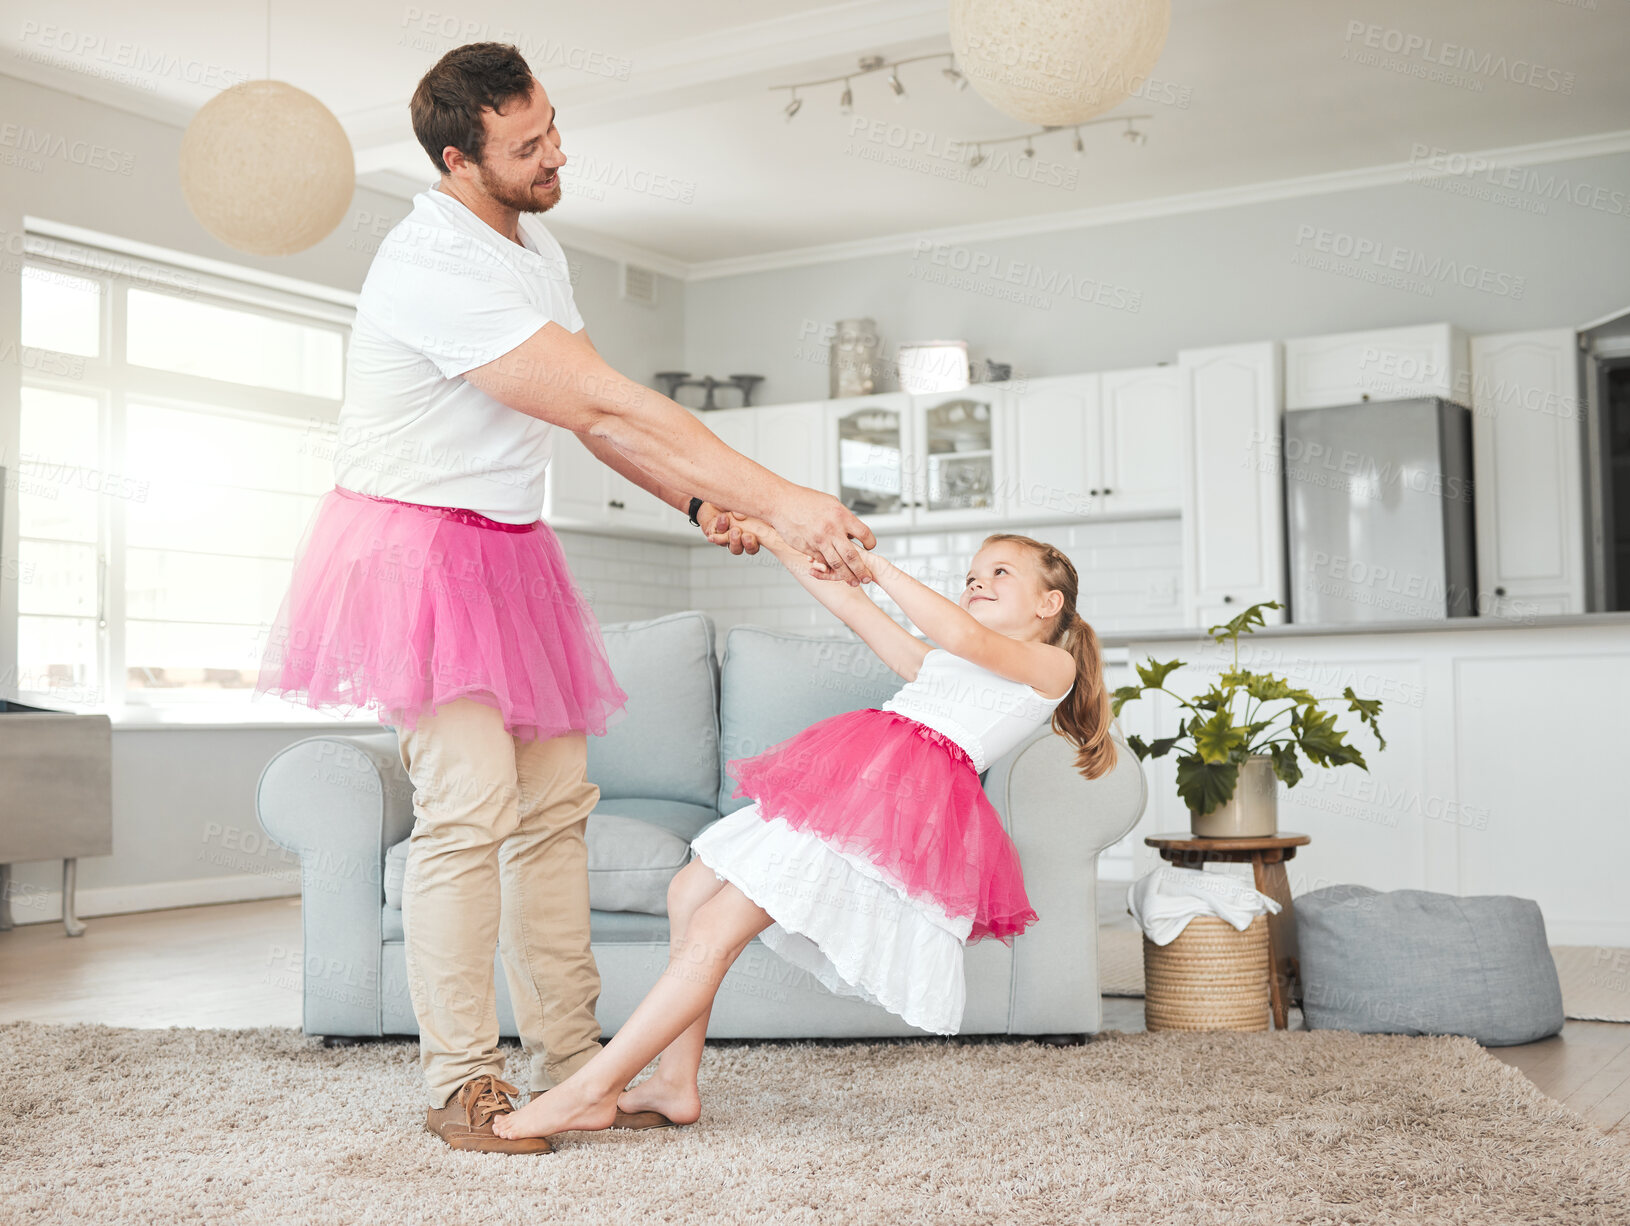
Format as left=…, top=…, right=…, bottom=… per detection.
left=425, top=1074, right=553, bottom=1154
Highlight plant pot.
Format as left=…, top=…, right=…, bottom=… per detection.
left=1189, top=754, right=1278, bottom=838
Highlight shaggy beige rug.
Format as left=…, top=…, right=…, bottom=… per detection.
left=3, top=1023, right=1627, bottom=1225
left=1099, top=926, right=1630, bottom=1023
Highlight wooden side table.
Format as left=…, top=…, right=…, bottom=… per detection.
left=1143, top=832, right=1310, bottom=1029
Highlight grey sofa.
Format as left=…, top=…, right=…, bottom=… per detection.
left=256, top=611, right=1147, bottom=1042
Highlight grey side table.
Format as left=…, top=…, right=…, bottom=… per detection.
left=0, top=708, right=113, bottom=937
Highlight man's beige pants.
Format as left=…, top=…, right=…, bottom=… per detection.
left=395, top=697, right=603, bottom=1108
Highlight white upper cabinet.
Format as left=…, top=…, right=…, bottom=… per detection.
left=1006, top=373, right=1100, bottom=521
left=826, top=393, right=917, bottom=532
left=747, top=401, right=828, bottom=494
left=1006, top=368, right=1186, bottom=523
left=1178, top=341, right=1286, bottom=627
left=911, top=387, right=1005, bottom=526
left=1468, top=329, right=1585, bottom=616
left=1096, top=365, right=1190, bottom=516
left=1285, top=323, right=1470, bottom=409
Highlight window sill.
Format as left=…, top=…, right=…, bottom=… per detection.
left=19, top=698, right=390, bottom=733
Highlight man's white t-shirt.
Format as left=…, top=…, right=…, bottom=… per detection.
left=332, top=183, right=584, bottom=524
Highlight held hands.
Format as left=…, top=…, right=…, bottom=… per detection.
left=707, top=509, right=873, bottom=584
left=697, top=490, right=876, bottom=585
left=772, top=488, right=876, bottom=584
left=695, top=501, right=760, bottom=555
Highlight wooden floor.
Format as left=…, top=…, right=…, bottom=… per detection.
left=2, top=898, right=1626, bottom=1136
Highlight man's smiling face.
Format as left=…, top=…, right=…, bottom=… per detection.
left=472, top=77, right=566, bottom=214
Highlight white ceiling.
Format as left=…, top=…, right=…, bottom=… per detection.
left=6, top=0, right=1628, bottom=274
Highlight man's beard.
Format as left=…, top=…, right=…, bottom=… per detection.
left=476, top=161, right=561, bottom=214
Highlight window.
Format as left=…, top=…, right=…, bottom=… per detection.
left=14, top=232, right=350, bottom=709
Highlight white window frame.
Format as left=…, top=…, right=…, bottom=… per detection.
left=12, top=220, right=358, bottom=721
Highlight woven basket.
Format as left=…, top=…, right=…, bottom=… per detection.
left=1143, top=913, right=1271, bottom=1032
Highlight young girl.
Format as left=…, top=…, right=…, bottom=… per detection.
left=493, top=525, right=1116, bottom=1141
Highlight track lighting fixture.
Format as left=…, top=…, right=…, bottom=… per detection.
left=771, top=52, right=966, bottom=115
left=769, top=55, right=1156, bottom=161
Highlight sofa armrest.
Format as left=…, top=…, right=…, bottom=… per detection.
left=983, top=725, right=1147, bottom=1033
left=255, top=730, right=415, bottom=1036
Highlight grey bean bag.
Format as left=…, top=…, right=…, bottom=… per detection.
left=1295, top=884, right=1564, bottom=1046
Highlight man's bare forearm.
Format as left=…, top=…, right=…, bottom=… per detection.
left=465, top=324, right=788, bottom=517
left=465, top=323, right=877, bottom=582
left=584, top=379, right=787, bottom=519
left=575, top=430, right=688, bottom=513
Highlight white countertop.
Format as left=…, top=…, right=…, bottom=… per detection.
left=1098, top=610, right=1630, bottom=646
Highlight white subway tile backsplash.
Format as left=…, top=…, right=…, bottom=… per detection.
left=555, top=513, right=1184, bottom=643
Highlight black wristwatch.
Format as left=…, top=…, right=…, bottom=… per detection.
left=687, top=496, right=704, bottom=526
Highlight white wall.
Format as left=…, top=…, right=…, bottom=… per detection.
left=681, top=148, right=1630, bottom=404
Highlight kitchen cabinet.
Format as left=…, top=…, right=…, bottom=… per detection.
left=826, top=393, right=917, bottom=532
left=1005, top=373, right=1099, bottom=521
left=1178, top=341, right=1286, bottom=628
left=827, top=389, right=1006, bottom=529
left=1468, top=329, right=1585, bottom=616
left=1097, top=365, right=1190, bottom=516
left=1285, top=323, right=1469, bottom=410
left=911, top=387, right=1005, bottom=526
left=1005, top=369, right=1186, bottom=522
left=739, top=401, right=829, bottom=493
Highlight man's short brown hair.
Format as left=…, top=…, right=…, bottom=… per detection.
left=410, top=42, right=536, bottom=174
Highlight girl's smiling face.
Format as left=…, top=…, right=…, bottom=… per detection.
left=958, top=544, right=1063, bottom=640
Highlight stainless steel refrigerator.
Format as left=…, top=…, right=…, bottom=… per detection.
left=1283, top=398, right=1478, bottom=623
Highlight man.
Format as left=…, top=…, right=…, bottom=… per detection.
left=316, top=42, right=873, bottom=1153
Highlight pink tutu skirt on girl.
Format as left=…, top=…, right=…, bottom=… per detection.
left=728, top=708, right=1038, bottom=944
left=254, top=486, right=627, bottom=741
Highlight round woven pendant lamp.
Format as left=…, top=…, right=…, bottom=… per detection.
left=949, top=0, right=1171, bottom=126
left=179, top=80, right=355, bottom=256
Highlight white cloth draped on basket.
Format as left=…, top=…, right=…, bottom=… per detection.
left=1127, top=866, right=1282, bottom=946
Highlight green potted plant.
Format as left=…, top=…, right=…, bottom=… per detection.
left=1112, top=602, right=1387, bottom=838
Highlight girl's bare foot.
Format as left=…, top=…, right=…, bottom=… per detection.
left=491, top=1081, right=618, bottom=1140
left=616, top=1076, right=701, bottom=1126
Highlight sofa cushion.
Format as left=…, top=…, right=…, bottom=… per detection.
left=384, top=837, right=408, bottom=910
left=717, top=626, right=904, bottom=815
left=381, top=812, right=689, bottom=916
left=590, top=612, right=720, bottom=811
left=590, top=797, right=718, bottom=843
left=1295, top=884, right=1564, bottom=1047
left=586, top=812, right=691, bottom=915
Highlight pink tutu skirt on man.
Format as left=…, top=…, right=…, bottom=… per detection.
left=255, top=485, right=627, bottom=741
